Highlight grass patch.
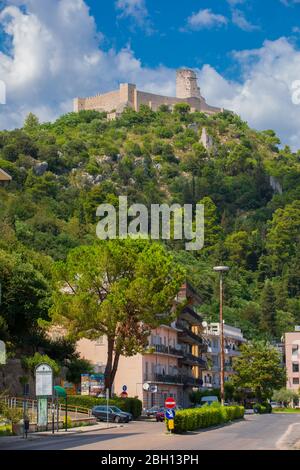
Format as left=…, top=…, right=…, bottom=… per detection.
left=273, top=408, right=300, bottom=413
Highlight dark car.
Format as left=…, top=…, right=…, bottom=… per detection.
left=92, top=405, right=129, bottom=423
left=155, top=407, right=166, bottom=422
left=144, top=406, right=162, bottom=417
left=109, top=406, right=133, bottom=421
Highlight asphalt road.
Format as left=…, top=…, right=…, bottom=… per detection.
left=1, top=413, right=300, bottom=450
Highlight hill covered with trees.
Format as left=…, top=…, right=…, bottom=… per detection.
left=1, top=104, right=300, bottom=356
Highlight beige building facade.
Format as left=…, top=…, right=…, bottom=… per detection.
left=74, top=69, right=223, bottom=118
left=285, top=331, right=300, bottom=391
left=77, top=283, right=207, bottom=408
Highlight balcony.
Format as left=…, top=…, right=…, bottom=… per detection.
left=180, top=306, right=203, bottom=326
left=146, top=343, right=184, bottom=358
left=180, top=352, right=207, bottom=368
left=177, top=322, right=207, bottom=350
left=206, top=345, right=220, bottom=354
left=144, top=373, right=203, bottom=387
left=181, top=375, right=203, bottom=387
left=145, top=374, right=183, bottom=385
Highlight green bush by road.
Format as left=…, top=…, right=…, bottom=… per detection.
left=64, top=395, right=142, bottom=419
left=174, top=405, right=245, bottom=433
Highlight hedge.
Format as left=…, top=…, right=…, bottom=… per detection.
left=64, top=395, right=142, bottom=419
left=174, top=405, right=245, bottom=433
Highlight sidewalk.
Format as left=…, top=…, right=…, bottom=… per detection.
left=0, top=422, right=119, bottom=444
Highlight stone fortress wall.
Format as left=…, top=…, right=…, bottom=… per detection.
left=74, top=69, right=223, bottom=117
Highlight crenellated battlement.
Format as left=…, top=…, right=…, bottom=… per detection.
left=73, top=69, right=223, bottom=117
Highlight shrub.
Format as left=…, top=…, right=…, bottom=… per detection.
left=0, top=424, right=12, bottom=436
left=63, top=416, right=73, bottom=429
left=253, top=403, right=272, bottom=414
left=174, top=405, right=244, bottom=433
left=63, top=395, right=142, bottom=419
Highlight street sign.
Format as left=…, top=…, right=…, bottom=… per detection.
left=35, top=363, right=53, bottom=397
left=165, top=397, right=176, bottom=409
left=0, top=340, right=6, bottom=365
left=168, top=419, right=174, bottom=430
left=165, top=409, right=175, bottom=420
left=37, top=397, right=48, bottom=429
left=122, top=385, right=127, bottom=392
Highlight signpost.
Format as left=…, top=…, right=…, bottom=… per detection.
left=35, top=364, right=53, bottom=397
left=0, top=340, right=6, bottom=365
left=54, top=386, right=67, bottom=432
left=164, top=399, right=176, bottom=433
left=35, top=363, right=53, bottom=431
left=106, top=388, right=109, bottom=428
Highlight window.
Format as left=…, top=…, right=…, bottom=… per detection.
left=293, top=378, right=299, bottom=385
left=292, top=363, right=299, bottom=373
left=292, top=345, right=299, bottom=354
left=96, top=336, right=104, bottom=346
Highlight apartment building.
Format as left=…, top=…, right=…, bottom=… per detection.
left=201, top=323, right=246, bottom=389
left=77, top=282, right=207, bottom=408
left=285, top=329, right=300, bottom=391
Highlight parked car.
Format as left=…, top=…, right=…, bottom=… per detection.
left=270, top=401, right=284, bottom=409
left=109, top=406, right=133, bottom=421
left=201, top=395, right=219, bottom=405
left=92, top=405, right=129, bottom=423
left=144, top=406, right=162, bottom=417
left=155, top=407, right=166, bottom=422
left=195, top=396, right=220, bottom=407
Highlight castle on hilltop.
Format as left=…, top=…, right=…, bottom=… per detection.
left=74, top=69, right=223, bottom=119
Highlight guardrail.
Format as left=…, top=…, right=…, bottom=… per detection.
left=0, top=396, right=92, bottom=420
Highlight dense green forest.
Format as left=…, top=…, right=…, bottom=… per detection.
left=1, top=104, right=300, bottom=358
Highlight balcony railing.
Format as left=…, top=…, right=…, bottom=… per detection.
left=147, top=344, right=184, bottom=357
left=177, top=322, right=207, bottom=350
left=144, top=373, right=203, bottom=387
left=180, top=352, right=207, bottom=368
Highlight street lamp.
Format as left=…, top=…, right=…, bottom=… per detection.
left=213, top=266, right=230, bottom=406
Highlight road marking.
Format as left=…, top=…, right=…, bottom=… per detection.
left=276, top=422, right=300, bottom=450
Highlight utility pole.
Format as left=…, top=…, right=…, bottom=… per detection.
left=213, top=266, right=229, bottom=406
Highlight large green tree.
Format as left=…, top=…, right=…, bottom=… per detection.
left=51, top=239, right=185, bottom=393
left=232, top=341, right=286, bottom=400
left=0, top=249, right=51, bottom=350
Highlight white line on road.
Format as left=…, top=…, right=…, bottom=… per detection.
left=276, top=422, right=300, bottom=450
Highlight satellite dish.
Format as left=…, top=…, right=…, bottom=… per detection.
left=202, top=321, right=208, bottom=328
left=143, top=383, right=150, bottom=391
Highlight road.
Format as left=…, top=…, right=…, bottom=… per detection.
left=1, top=413, right=300, bottom=450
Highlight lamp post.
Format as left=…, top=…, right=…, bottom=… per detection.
left=213, top=266, right=229, bottom=406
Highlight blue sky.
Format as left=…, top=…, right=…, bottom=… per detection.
left=86, top=0, right=300, bottom=79
left=1, top=0, right=300, bottom=148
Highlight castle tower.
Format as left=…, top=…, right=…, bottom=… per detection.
left=176, top=69, right=201, bottom=99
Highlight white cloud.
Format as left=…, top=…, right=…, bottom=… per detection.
left=187, top=9, right=228, bottom=30
left=0, top=0, right=172, bottom=129
left=115, top=0, right=150, bottom=28
left=2, top=1, right=300, bottom=149
left=198, top=38, right=300, bottom=149
left=231, top=9, right=259, bottom=31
